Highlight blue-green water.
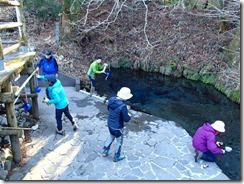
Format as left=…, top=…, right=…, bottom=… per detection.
left=95, top=68, right=240, bottom=180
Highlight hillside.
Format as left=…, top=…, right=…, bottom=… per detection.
left=1, top=1, right=240, bottom=102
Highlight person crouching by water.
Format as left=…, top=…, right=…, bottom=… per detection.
left=192, top=120, right=226, bottom=162
left=102, top=87, right=133, bottom=162
left=41, top=75, right=78, bottom=135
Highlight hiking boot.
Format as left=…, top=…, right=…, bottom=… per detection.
left=194, top=150, right=203, bottom=162
left=102, top=149, right=109, bottom=157
left=113, top=155, right=125, bottom=162
left=73, top=122, right=78, bottom=131
left=56, top=129, right=65, bottom=136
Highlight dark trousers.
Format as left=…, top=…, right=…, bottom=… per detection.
left=56, top=105, right=74, bottom=131
left=201, top=150, right=216, bottom=162
left=88, top=75, right=96, bottom=87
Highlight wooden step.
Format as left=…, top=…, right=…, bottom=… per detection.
left=0, top=22, right=22, bottom=30
left=0, top=0, right=20, bottom=6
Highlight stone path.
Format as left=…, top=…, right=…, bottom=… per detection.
left=8, top=87, right=229, bottom=180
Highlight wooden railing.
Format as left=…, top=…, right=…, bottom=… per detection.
left=0, top=0, right=27, bottom=59
left=0, top=0, right=20, bottom=6
left=0, top=0, right=38, bottom=164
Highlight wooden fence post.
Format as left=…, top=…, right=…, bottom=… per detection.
left=30, top=73, right=40, bottom=120
left=0, top=37, right=3, bottom=59
left=0, top=37, right=4, bottom=71
left=2, top=83, right=22, bottom=163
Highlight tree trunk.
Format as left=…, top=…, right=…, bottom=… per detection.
left=61, top=0, right=82, bottom=39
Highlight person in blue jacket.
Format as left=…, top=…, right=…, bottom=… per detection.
left=101, top=87, right=133, bottom=162
left=42, top=75, right=78, bottom=135
left=36, top=50, right=59, bottom=77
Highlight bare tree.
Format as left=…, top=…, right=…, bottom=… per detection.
left=60, top=0, right=240, bottom=101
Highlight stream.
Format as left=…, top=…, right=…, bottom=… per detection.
left=94, top=68, right=240, bottom=180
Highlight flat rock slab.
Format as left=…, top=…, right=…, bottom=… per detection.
left=8, top=87, right=229, bottom=181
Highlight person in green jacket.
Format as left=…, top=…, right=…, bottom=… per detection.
left=87, top=55, right=108, bottom=95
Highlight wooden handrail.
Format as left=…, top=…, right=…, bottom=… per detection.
left=0, top=0, right=36, bottom=165
left=14, top=68, right=39, bottom=97
left=0, top=0, right=20, bottom=6
left=0, top=22, right=22, bottom=30
left=3, top=42, right=21, bottom=55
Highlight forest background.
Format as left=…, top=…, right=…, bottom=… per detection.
left=0, top=0, right=240, bottom=103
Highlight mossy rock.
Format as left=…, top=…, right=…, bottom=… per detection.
left=110, top=62, right=120, bottom=68
left=186, top=0, right=223, bottom=10
left=164, top=66, right=173, bottom=75
left=214, top=82, right=240, bottom=103
left=139, top=62, right=146, bottom=71
left=153, top=66, right=160, bottom=73
left=183, top=69, right=200, bottom=80
left=168, top=62, right=177, bottom=69
left=224, top=88, right=232, bottom=97
left=118, top=58, right=133, bottom=68
left=230, top=90, right=240, bottom=103
left=201, top=74, right=217, bottom=84
left=173, top=69, right=183, bottom=77
left=214, top=82, right=224, bottom=92
left=187, top=73, right=201, bottom=81
left=199, top=64, right=213, bottom=75
left=223, top=28, right=240, bottom=67
left=208, top=0, right=224, bottom=8
left=159, top=62, right=177, bottom=75
left=159, top=66, right=166, bottom=74
left=139, top=61, right=158, bottom=72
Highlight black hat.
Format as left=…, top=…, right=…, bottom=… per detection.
left=44, top=50, right=52, bottom=56
left=45, top=74, right=57, bottom=84
left=95, top=55, right=102, bottom=60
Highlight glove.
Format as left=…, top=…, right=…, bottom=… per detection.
left=216, top=141, right=223, bottom=148
left=101, top=68, right=106, bottom=73
left=222, top=149, right=225, bottom=154
left=36, top=74, right=45, bottom=80
left=128, top=113, right=131, bottom=117
left=103, top=63, right=108, bottom=67
left=42, top=97, right=49, bottom=103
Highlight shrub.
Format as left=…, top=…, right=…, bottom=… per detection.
left=23, top=0, right=62, bottom=20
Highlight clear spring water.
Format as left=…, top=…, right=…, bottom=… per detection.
left=95, top=68, right=240, bottom=180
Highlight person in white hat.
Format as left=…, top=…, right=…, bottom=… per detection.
left=101, top=87, right=133, bottom=162
left=192, top=120, right=226, bottom=162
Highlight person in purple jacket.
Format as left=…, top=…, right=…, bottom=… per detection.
left=192, top=120, right=226, bottom=162
left=101, top=87, right=133, bottom=162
